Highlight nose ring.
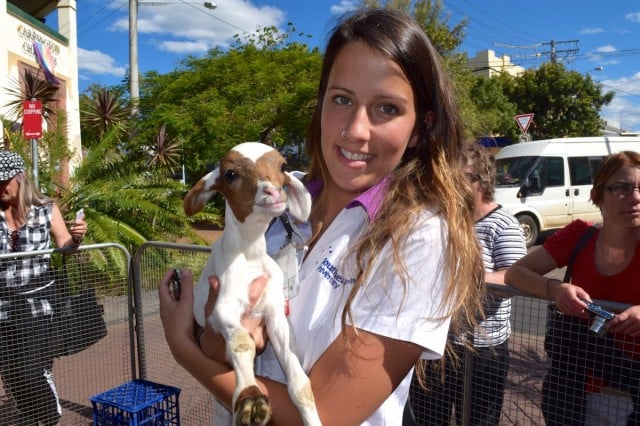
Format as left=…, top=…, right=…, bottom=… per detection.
left=341, top=129, right=349, bottom=141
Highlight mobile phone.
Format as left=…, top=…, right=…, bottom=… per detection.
left=75, top=208, right=85, bottom=223
left=170, top=269, right=182, bottom=300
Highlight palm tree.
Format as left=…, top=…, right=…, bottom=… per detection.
left=3, top=68, right=59, bottom=122
left=146, top=124, right=183, bottom=174
left=80, top=86, right=129, bottom=147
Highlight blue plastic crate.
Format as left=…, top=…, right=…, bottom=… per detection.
left=90, top=379, right=181, bottom=425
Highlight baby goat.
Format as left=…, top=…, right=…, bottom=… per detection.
left=184, top=142, right=321, bottom=426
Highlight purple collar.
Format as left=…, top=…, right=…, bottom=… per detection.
left=306, top=176, right=389, bottom=221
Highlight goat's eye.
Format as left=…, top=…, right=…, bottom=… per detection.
left=223, top=169, right=238, bottom=182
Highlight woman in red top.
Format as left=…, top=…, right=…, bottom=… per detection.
left=506, top=150, right=640, bottom=426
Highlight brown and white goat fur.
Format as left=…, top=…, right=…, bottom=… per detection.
left=184, top=142, right=321, bottom=426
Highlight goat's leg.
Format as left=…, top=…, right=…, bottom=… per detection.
left=212, top=302, right=271, bottom=426
left=265, top=306, right=322, bottom=426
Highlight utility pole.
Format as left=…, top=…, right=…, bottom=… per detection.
left=128, top=1, right=217, bottom=118
left=129, top=0, right=139, bottom=117
left=541, top=40, right=579, bottom=64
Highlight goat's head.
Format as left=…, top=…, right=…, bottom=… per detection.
left=184, top=142, right=311, bottom=224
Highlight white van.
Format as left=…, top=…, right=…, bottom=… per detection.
left=494, top=136, right=640, bottom=246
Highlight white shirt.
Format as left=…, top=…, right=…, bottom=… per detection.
left=215, top=181, right=453, bottom=425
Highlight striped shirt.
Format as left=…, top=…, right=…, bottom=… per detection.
left=472, top=206, right=527, bottom=347
left=0, top=203, right=55, bottom=321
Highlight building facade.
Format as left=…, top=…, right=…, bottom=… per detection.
left=0, top=0, right=81, bottom=181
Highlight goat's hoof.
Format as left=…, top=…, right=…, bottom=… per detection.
left=234, top=386, right=272, bottom=426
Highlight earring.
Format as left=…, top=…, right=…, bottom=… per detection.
left=341, top=129, right=350, bottom=141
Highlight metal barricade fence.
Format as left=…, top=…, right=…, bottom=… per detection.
left=0, top=243, right=131, bottom=425
left=132, top=241, right=216, bottom=426
left=2, top=240, right=636, bottom=425
left=407, top=284, right=637, bottom=426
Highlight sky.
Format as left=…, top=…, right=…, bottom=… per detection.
left=48, top=0, right=640, bottom=133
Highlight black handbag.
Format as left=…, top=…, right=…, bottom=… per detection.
left=543, top=225, right=598, bottom=357
left=52, top=263, right=108, bottom=357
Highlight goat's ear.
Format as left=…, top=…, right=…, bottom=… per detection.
left=284, top=171, right=312, bottom=221
left=184, top=169, right=220, bottom=216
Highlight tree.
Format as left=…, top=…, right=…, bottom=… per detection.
left=137, top=25, right=322, bottom=184
left=469, top=74, right=518, bottom=138
left=500, top=63, right=614, bottom=140
left=80, top=85, right=130, bottom=148
left=59, top=125, right=213, bottom=253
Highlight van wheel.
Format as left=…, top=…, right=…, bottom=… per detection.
left=518, top=214, right=538, bottom=247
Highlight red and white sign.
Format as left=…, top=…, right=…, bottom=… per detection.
left=515, top=113, right=534, bottom=133
left=23, top=100, right=43, bottom=139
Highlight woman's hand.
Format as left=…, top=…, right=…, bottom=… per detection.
left=552, top=282, right=592, bottom=319
left=607, top=305, right=640, bottom=336
left=158, top=269, right=198, bottom=364
left=198, top=274, right=269, bottom=361
left=69, top=218, right=87, bottom=244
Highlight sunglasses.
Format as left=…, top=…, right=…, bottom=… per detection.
left=10, top=230, right=20, bottom=252
left=603, top=182, right=640, bottom=197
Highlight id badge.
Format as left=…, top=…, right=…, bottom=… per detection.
left=274, top=243, right=299, bottom=301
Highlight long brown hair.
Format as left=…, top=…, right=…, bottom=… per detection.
left=305, top=8, right=484, bottom=354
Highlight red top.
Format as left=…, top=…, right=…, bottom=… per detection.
left=544, top=219, right=640, bottom=391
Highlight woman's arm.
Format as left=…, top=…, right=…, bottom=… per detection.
left=49, top=203, right=87, bottom=248
left=505, top=246, right=592, bottom=317
left=159, top=269, right=424, bottom=425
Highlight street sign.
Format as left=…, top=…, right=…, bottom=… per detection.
left=22, top=100, right=43, bottom=139
left=515, top=113, right=534, bottom=134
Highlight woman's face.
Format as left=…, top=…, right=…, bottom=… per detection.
left=0, top=175, right=19, bottom=206
left=320, top=41, right=417, bottom=200
left=597, top=165, right=640, bottom=228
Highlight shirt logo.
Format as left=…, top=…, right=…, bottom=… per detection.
left=317, top=257, right=355, bottom=289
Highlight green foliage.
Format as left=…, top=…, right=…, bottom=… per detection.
left=469, top=75, right=518, bottom=137
left=137, top=25, right=322, bottom=185
left=58, top=126, right=211, bottom=253
left=2, top=68, right=59, bottom=122
left=80, top=84, right=130, bottom=147
left=500, top=63, right=614, bottom=140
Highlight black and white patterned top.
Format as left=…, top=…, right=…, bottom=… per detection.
left=0, top=204, right=55, bottom=321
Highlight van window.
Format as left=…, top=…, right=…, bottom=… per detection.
left=496, top=156, right=537, bottom=187
left=529, top=157, right=564, bottom=191
left=569, top=156, right=604, bottom=186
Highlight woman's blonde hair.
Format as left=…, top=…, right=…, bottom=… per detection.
left=11, top=172, right=53, bottom=220
left=305, top=8, right=484, bottom=359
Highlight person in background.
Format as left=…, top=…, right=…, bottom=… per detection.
left=505, top=150, right=640, bottom=425
left=0, top=150, right=87, bottom=425
left=158, top=8, right=485, bottom=425
left=408, top=142, right=527, bottom=425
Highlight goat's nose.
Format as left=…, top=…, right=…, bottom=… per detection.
left=263, top=186, right=280, bottom=197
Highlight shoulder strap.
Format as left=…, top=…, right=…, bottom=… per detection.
left=562, top=225, right=598, bottom=283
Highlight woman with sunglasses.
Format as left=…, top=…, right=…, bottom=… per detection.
left=0, top=150, right=87, bottom=425
left=506, top=150, right=640, bottom=425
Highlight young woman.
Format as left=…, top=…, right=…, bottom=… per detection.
left=505, top=150, right=640, bottom=425
left=159, top=8, right=484, bottom=425
left=0, top=150, right=87, bottom=426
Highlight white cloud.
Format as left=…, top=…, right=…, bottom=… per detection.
left=330, top=1, right=358, bottom=15
left=580, top=27, right=604, bottom=35
left=624, top=12, right=640, bottom=23
left=594, top=44, right=617, bottom=53
left=109, top=0, right=285, bottom=48
left=600, top=73, right=640, bottom=133
left=78, top=48, right=127, bottom=77
left=155, top=39, right=210, bottom=54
